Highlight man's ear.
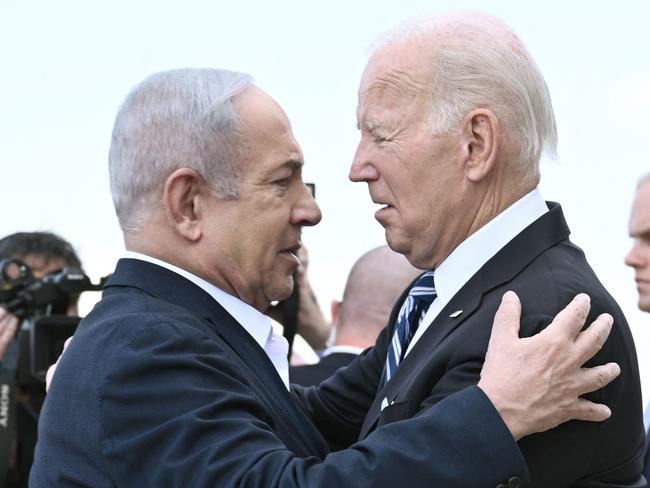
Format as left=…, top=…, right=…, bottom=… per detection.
left=162, top=168, right=204, bottom=242
left=461, top=109, right=499, bottom=182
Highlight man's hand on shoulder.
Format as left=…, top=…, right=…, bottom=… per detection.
left=478, top=291, right=620, bottom=440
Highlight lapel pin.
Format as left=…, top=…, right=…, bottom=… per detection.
left=380, top=397, right=389, bottom=411
left=449, top=310, right=463, bottom=318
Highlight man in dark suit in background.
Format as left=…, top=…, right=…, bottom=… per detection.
left=31, top=68, right=620, bottom=487
left=296, top=11, right=645, bottom=487
left=624, top=172, right=650, bottom=481
left=291, top=245, right=420, bottom=386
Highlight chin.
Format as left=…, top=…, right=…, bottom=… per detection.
left=268, top=275, right=295, bottom=302
left=639, top=297, right=650, bottom=313
left=385, top=230, right=410, bottom=256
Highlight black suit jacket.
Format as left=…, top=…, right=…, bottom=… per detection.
left=296, top=203, right=646, bottom=487
left=31, top=258, right=530, bottom=487
left=291, top=352, right=357, bottom=386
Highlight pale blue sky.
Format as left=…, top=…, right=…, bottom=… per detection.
left=1, top=0, right=649, bottom=397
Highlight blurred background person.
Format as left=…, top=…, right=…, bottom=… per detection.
left=291, top=245, right=420, bottom=386
left=0, top=231, right=82, bottom=488
left=624, top=172, right=650, bottom=481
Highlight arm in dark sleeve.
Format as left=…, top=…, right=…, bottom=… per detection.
left=99, top=322, right=529, bottom=488
left=411, top=311, right=641, bottom=488
left=290, top=324, right=391, bottom=448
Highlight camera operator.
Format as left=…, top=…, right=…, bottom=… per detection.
left=0, top=231, right=82, bottom=488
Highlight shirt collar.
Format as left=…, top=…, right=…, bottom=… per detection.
left=322, top=345, right=365, bottom=357
left=433, top=188, right=549, bottom=307
left=122, top=251, right=273, bottom=350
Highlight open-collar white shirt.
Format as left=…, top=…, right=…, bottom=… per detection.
left=404, top=189, right=549, bottom=357
left=123, top=251, right=290, bottom=390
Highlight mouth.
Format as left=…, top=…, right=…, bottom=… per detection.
left=370, top=193, right=394, bottom=212
left=373, top=202, right=394, bottom=225
left=280, top=243, right=301, bottom=265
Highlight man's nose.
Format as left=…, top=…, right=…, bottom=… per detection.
left=625, top=242, right=644, bottom=269
left=293, top=183, right=322, bottom=227
left=349, top=142, right=378, bottom=182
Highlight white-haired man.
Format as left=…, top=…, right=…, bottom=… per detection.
left=295, top=12, right=645, bottom=487
left=32, top=68, right=619, bottom=487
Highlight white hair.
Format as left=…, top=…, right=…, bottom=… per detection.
left=108, top=68, right=253, bottom=231
left=374, top=12, right=558, bottom=182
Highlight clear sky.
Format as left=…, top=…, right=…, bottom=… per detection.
left=1, top=0, right=649, bottom=399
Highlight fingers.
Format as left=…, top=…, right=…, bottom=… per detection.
left=45, top=336, right=74, bottom=392
left=564, top=398, right=612, bottom=423
left=543, top=294, right=591, bottom=341
left=45, top=362, right=56, bottom=392
left=489, top=291, right=522, bottom=344
left=573, top=313, right=613, bottom=366
left=0, top=311, right=19, bottom=360
left=297, top=247, right=309, bottom=276
left=575, top=362, right=621, bottom=396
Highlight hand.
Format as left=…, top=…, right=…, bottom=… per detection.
left=478, top=291, right=619, bottom=441
left=294, top=247, right=331, bottom=350
left=0, top=307, right=20, bottom=361
left=45, top=336, right=73, bottom=392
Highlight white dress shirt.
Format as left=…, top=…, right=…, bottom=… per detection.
left=405, top=189, right=549, bottom=357
left=321, top=345, right=365, bottom=357
left=123, top=251, right=290, bottom=389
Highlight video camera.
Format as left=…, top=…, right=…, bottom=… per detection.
left=0, top=258, right=108, bottom=384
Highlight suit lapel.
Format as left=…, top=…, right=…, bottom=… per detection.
left=106, top=259, right=330, bottom=456
left=360, top=202, right=571, bottom=438
left=359, top=277, right=483, bottom=438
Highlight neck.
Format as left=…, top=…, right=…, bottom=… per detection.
left=431, top=179, right=535, bottom=269
left=333, top=330, right=375, bottom=350
left=125, top=230, right=266, bottom=311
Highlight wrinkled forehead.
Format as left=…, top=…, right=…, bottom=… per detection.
left=234, top=86, right=303, bottom=169
left=360, top=41, right=432, bottom=100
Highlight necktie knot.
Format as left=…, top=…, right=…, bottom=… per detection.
left=408, top=270, right=436, bottom=306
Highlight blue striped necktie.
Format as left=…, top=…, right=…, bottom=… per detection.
left=385, top=271, right=436, bottom=383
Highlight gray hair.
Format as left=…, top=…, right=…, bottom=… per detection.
left=374, top=12, right=557, bottom=182
left=109, top=68, right=253, bottom=231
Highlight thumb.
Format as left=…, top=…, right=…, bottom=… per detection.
left=490, top=291, right=522, bottom=344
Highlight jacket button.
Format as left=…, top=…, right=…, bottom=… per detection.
left=508, top=476, right=521, bottom=488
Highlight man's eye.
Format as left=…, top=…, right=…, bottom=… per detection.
left=372, top=134, right=387, bottom=144
left=275, top=178, right=290, bottom=189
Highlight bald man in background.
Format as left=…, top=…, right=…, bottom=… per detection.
left=291, top=246, right=420, bottom=386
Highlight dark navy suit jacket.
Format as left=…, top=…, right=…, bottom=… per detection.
left=30, top=258, right=529, bottom=487
left=295, top=203, right=646, bottom=487
left=290, top=352, right=357, bottom=386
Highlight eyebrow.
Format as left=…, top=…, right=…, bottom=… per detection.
left=356, top=119, right=382, bottom=132
left=629, top=227, right=650, bottom=239
left=286, top=158, right=303, bottom=170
